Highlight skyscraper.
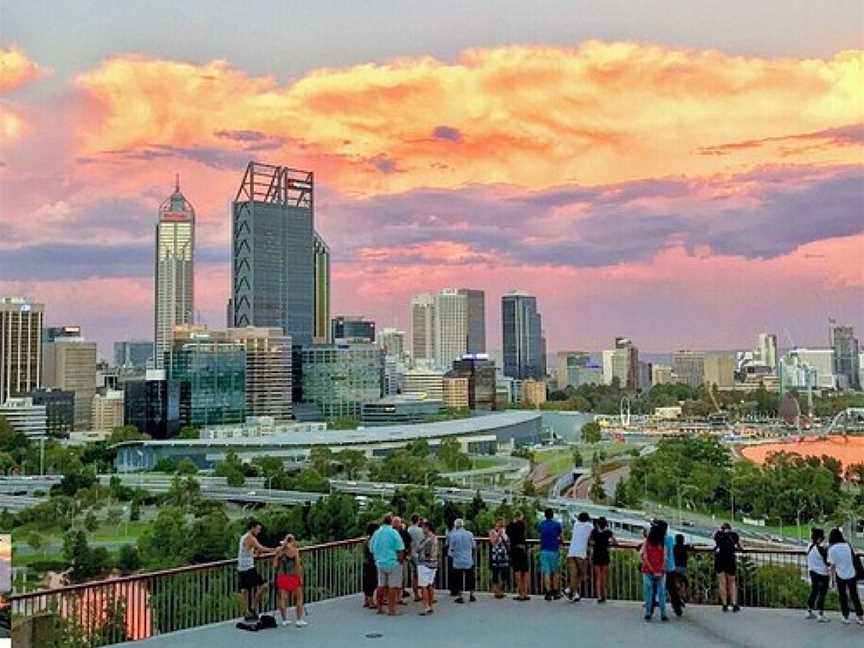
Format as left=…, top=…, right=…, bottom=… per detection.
left=756, top=333, right=778, bottom=371
left=42, top=331, right=97, bottom=431
left=226, top=327, right=293, bottom=422
left=231, top=162, right=316, bottom=347
left=154, top=176, right=195, bottom=368
left=831, top=324, right=860, bottom=389
left=673, top=350, right=706, bottom=389
left=411, top=293, right=436, bottom=364
left=378, top=328, right=407, bottom=359
left=557, top=351, right=591, bottom=389
left=313, top=233, right=331, bottom=344
left=114, top=340, right=154, bottom=369
left=607, top=337, right=639, bottom=390
left=0, top=298, right=43, bottom=402
left=457, top=289, right=486, bottom=354
left=433, top=289, right=468, bottom=369
left=501, top=290, right=543, bottom=379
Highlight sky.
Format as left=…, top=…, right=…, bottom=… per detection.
left=1, top=1, right=862, bottom=358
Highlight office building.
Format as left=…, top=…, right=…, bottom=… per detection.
left=113, top=340, right=154, bottom=369
left=434, top=289, right=468, bottom=369
left=831, top=324, right=860, bottom=389
left=401, top=367, right=444, bottom=400
left=123, top=369, right=181, bottom=439
left=521, top=379, right=547, bottom=407
left=704, top=353, right=735, bottom=388
left=231, top=162, right=317, bottom=347
left=411, top=293, right=436, bottom=365
left=91, top=389, right=125, bottom=431
left=501, top=290, right=543, bottom=379
left=42, top=332, right=97, bottom=431
left=556, top=352, right=591, bottom=389
left=638, top=361, right=653, bottom=391
left=573, top=365, right=603, bottom=387
left=168, top=328, right=246, bottom=427
left=378, top=328, right=407, bottom=359
left=298, top=344, right=384, bottom=419
left=458, top=289, right=486, bottom=354
left=652, top=365, right=674, bottom=386
left=603, top=337, right=638, bottom=389
left=383, top=355, right=405, bottom=396
left=0, top=298, right=43, bottom=403
left=331, top=316, right=375, bottom=343
left=22, top=388, right=74, bottom=436
left=443, top=375, right=470, bottom=409
left=673, top=350, right=706, bottom=390
left=361, top=395, right=444, bottom=425
left=784, top=348, right=837, bottom=390
left=313, top=233, right=331, bottom=344
left=756, top=333, right=779, bottom=371
left=452, top=354, right=497, bottom=410
left=226, top=327, right=292, bottom=422
left=0, top=397, right=46, bottom=438
left=44, top=325, right=81, bottom=342
left=154, top=176, right=195, bottom=368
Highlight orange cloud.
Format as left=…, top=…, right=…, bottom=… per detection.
left=0, top=48, right=43, bottom=144
left=73, top=42, right=863, bottom=195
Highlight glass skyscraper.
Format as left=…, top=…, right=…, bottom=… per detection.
left=154, top=177, right=195, bottom=368
left=313, top=233, right=331, bottom=343
left=501, top=290, right=543, bottom=379
left=231, top=162, right=318, bottom=347
left=299, top=344, right=383, bottom=419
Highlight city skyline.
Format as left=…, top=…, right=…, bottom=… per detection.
left=1, top=2, right=862, bottom=355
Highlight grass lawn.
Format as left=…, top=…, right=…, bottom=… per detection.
left=535, top=442, right=640, bottom=475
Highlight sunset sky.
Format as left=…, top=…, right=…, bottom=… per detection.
left=1, top=1, right=862, bottom=357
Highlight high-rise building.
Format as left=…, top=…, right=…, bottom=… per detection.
left=783, top=348, right=836, bottom=390
left=231, top=162, right=317, bottom=347
left=313, top=233, right=331, bottom=344
left=0, top=298, right=43, bottom=402
left=673, top=350, right=706, bottom=389
left=756, top=333, right=778, bottom=371
left=168, top=328, right=246, bottom=427
left=378, top=328, right=407, bottom=359
left=831, top=324, right=860, bottom=389
left=42, top=332, right=97, bottom=431
left=442, top=375, right=469, bottom=409
left=457, top=289, right=486, bottom=354
left=651, top=365, right=674, bottom=386
left=123, top=369, right=181, bottom=439
left=226, top=327, right=292, bottom=422
left=411, top=293, right=436, bottom=365
left=154, top=176, right=195, bottom=369
left=638, top=361, right=653, bottom=391
left=331, top=316, right=375, bottom=343
left=21, top=388, right=74, bottom=436
left=91, top=389, right=125, bottom=431
left=298, top=344, right=383, bottom=419
left=114, top=340, right=154, bottom=369
left=452, top=355, right=497, bottom=410
left=603, top=337, right=638, bottom=389
left=501, top=290, right=543, bottom=379
left=434, top=289, right=468, bottom=369
left=557, top=351, right=591, bottom=389
left=704, top=353, right=735, bottom=388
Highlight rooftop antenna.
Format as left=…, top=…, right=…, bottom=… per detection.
left=175, top=173, right=180, bottom=192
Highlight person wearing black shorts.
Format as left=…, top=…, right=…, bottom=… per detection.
left=506, top=511, right=530, bottom=600
left=590, top=517, right=615, bottom=603
left=237, top=520, right=273, bottom=622
left=714, top=522, right=742, bottom=613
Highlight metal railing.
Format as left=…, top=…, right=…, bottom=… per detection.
left=10, top=537, right=861, bottom=646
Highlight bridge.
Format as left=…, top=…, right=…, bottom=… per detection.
left=827, top=408, right=864, bottom=435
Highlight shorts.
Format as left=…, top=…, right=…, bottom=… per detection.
left=377, top=564, right=403, bottom=588
left=511, top=545, right=529, bottom=573
left=491, top=566, right=510, bottom=584
left=276, top=573, right=301, bottom=593
left=238, top=567, right=264, bottom=591
left=417, top=565, right=437, bottom=587
left=568, top=557, right=590, bottom=581
left=539, top=550, right=560, bottom=576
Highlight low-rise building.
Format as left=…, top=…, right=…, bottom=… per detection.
left=401, top=367, right=444, bottom=400
left=0, top=397, right=47, bottom=438
left=19, top=388, right=74, bottom=437
left=443, top=376, right=469, bottom=409
left=521, top=379, right=547, bottom=407
left=91, top=389, right=124, bottom=431
left=361, top=395, right=444, bottom=425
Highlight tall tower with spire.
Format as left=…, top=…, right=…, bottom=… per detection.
left=154, top=175, right=195, bottom=368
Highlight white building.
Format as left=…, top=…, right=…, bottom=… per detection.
left=91, top=389, right=125, bottom=431
left=401, top=367, right=444, bottom=400
left=784, top=348, right=836, bottom=389
left=0, top=397, right=47, bottom=438
left=411, top=294, right=436, bottom=365
left=433, top=289, right=468, bottom=370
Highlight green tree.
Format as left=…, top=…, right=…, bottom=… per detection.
left=336, top=449, right=367, bottom=479
left=108, top=426, right=150, bottom=445
left=84, top=510, right=100, bottom=532
left=581, top=421, right=602, bottom=444
left=137, top=506, right=193, bottom=569
left=116, top=544, right=141, bottom=573
left=571, top=447, right=583, bottom=468
left=437, top=439, right=471, bottom=471
left=63, top=529, right=108, bottom=582
left=522, top=479, right=537, bottom=497
left=178, top=426, right=199, bottom=439
left=589, top=452, right=606, bottom=503
left=175, top=458, right=199, bottom=475
left=26, top=531, right=45, bottom=556
left=214, top=450, right=246, bottom=487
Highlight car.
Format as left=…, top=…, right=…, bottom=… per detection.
left=246, top=490, right=257, bottom=496
left=682, top=520, right=695, bottom=527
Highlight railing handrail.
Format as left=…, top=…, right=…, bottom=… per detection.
left=9, top=537, right=366, bottom=602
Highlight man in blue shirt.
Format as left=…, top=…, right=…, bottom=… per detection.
left=537, top=508, right=563, bottom=600
left=447, top=518, right=476, bottom=603
left=370, top=514, right=405, bottom=615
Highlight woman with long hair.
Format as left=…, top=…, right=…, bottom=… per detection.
left=640, top=522, right=668, bottom=622
left=805, top=528, right=830, bottom=622
left=273, top=534, right=307, bottom=627
left=827, top=528, right=864, bottom=625
left=363, top=522, right=379, bottom=609
left=506, top=511, right=530, bottom=601
left=416, top=520, right=439, bottom=616
left=590, top=517, right=615, bottom=603
left=489, top=517, right=511, bottom=600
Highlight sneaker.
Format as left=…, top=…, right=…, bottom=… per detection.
left=722, top=605, right=728, bottom=613
left=469, top=594, right=477, bottom=603
left=644, top=615, right=652, bottom=622
left=455, top=597, right=465, bottom=604
left=841, top=617, right=851, bottom=625
left=597, top=598, right=606, bottom=604
left=661, top=616, right=669, bottom=622
left=295, top=619, right=308, bottom=627
left=732, top=605, right=740, bottom=613
left=282, top=620, right=291, bottom=627
left=805, top=610, right=816, bottom=620
left=857, top=617, right=864, bottom=626
left=552, top=593, right=562, bottom=601
left=564, top=588, right=574, bottom=601
left=817, top=615, right=830, bottom=623
left=544, top=592, right=552, bottom=601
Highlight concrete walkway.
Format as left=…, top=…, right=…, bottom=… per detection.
left=119, top=594, right=863, bottom=648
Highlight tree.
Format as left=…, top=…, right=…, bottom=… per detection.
left=137, top=507, right=193, bottom=569
left=108, top=426, right=150, bottom=445
left=571, top=448, right=583, bottom=468
left=84, top=511, right=100, bottom=532
left=214, top=450, right=246, bottom=487
left=581, top=421, right=602, bottom=444
left=178, top=426, right=199, bottom=439
left=116, top=544, right=141, bottom=573
left=26, top=531, right=45, bottom=556
left=522, top=479, right=537, bottom=497
left=437, top=439, right=471, bottom=471
left=613, top=478, right=630, bottom=508
left=336, top=449, right=367, bottom=480
left=589, top=452, right=606, bottom=503
left=309, top=447, right=336, bottom=476
left=175, top=458, right=199, bottom=475
left=63, top=529, right=108, bottom=582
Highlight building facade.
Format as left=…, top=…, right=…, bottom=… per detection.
left=0, top=298, right=43, bottom=403
left=452, top=355, right=497, bottom=410
left=113, top=340, right=154, bottom=369
left=501, top=290, right=543, bottom=379
left=123, top=370, right=181, bottom=439
left=434, top=289, right=468, bottom=370
left=22, top=388, right=74, bottom=436
left=672, top=350, right=706, bottom=390
left=226, top=327, right=293, bottom=422
left=91, top=389, right=125, bottom=431
left=651, top=364, right=674, bottom=386
left=313, top=233, right=331, bottom=344
left=443, top=375, right=470, bottom=409
left=831, top=325, right=860, bottom=389
left=42, top=336, right=97, bottom=431
left=154, top=177, right=195, bottom=368
left=378, top=328, right=407, bottom=359
left=411, top=293, right=436, bottom=365
left=361, top=395, right=444, bottom=425
left=556, top=351, right=591, bottom=389
left=521, top=379, right=547, bottom=407
left=458, top=288, right=486, bottom=354
left=331, top=316, right=375, bottom=343
left=401, top=367, right=444, bottom=400
left=704, top=353, right=735, bottom=388
left=231, top=162, right=317, bottom=347
left=0, top=397, right=46, bottom=438
left=299, top=344, right=384, bottom=419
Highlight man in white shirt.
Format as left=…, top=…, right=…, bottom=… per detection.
left=565, top=512, right=593, bottom=601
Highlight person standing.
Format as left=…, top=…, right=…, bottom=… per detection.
left=416, top=521, right=439, bottom=616
left=641, top=522, right=668, bottom=622
left=537, top=508, right=563, bottom=601
left=445, top=516, right=459, bottom=597
left=507, top=511, right=530, bottom=601
left=658, top=520, right=682, bottom=616
left=448, top=519, right=476, bottom=603
left=392, top=516, right=412, bottom=602
left=273, top=534, right=307, bottom=627
left=565, top=512, right=593, bottom=601
left=713, top=522, right=742, bottom=613
left=672, top=534, right=691, bottom=613
left=489, top=518, right=511, bottom=599
left=370, top=514, right=406, bottom=616
left=363, top=522, right=379, bottom=609
left=236, top=520, right=273, bottom=622
left=827, top=528, right=864, bottom=625
left=407, top=514, right=425, bottom=602
left=590, top=517, right=615, bottom=603
left=805, top=528, right=830, bottom=622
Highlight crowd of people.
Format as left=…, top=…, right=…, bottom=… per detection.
left=233, top=512, right=864, bottom=629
